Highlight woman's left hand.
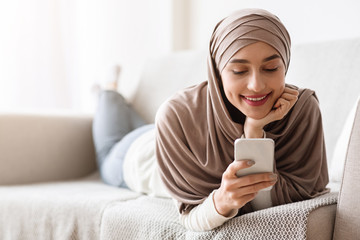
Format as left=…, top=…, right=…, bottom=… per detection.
left=244, top=87, right=299, bottom=138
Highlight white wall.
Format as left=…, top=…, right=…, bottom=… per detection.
left=174, top=0, right=360, bottom=51
left=0, top=0, right=172, bottom=113
left=1, top=0, right=359, bottom=113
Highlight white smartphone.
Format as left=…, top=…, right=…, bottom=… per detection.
left=234, top=138, right=275, bottom=190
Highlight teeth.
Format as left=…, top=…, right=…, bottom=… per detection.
left=244, top=95, right=267, bottom=101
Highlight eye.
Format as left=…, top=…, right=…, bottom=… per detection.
left=264, top=67, right=278, bottom=72
left=232, top=70, right=248, bottom=75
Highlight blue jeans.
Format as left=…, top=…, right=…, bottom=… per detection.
left=92, top=90, right=154, bottom=187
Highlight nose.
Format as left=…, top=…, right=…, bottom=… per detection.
left=247, top=72, right=265, bottom=92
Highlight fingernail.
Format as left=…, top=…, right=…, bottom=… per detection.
left=247, top=160, right=255, bottom=166
left=269, top=174, right=277, bottom=180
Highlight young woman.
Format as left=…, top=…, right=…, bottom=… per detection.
left=93, top=8, right=329, bottom=232
left=155, top=8, right=329, bottom=230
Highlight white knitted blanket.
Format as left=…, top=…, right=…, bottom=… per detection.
left=101, top=192, right=338, bottom=240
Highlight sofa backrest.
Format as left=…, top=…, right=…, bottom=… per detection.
left=130, top=38, right=360, bottom=164
left=129, top=50, right=207, bottom=123
left=286, top=38, right=360, bottom=162
left=0, top=113, right=97, bottom=184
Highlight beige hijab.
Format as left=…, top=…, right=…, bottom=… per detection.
left=155, top=9, right=329, bottom=214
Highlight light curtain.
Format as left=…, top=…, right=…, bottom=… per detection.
left=0, top=0, right=172, bottom=113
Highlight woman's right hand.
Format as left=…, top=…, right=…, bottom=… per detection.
left=213, top=160, right=277, bottom=217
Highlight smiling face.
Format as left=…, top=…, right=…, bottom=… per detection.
left=221, top=41, right=286, bottom=120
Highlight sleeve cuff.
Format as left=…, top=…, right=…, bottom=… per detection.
left=178, top=190, right=238, bottom=231
left=241, top=130, right=266, bottom=139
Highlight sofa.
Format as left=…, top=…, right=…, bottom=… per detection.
left=1, top=38, right=359, bottom=240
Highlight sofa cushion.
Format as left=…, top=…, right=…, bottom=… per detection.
left=0, top=173, right=141, bottom=240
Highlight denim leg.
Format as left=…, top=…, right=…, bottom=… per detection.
left=92, top=90, right=147, bottom=186
left=100, top=124, right=155, bottom=187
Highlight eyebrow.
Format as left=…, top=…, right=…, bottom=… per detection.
left=229, top=54, right=281, bottom=64
left=263, top=54, right=281, bottom=62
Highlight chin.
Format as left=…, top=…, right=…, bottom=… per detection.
left=242, top=106, right=272, bottom=120
left=245, top=112, right=268, bottom=120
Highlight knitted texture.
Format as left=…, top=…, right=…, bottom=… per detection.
left=101, top=192, right=338, bottom=240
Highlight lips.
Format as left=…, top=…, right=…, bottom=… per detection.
left=241, top=92, right=271, bottom=106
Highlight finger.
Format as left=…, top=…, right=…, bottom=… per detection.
left=274, top=98, right=290, bottom=110
left=281, top=94, right=298, bottom=111
left=223, top=160, right=255, bottom=179
left=275, top=96, right=296, bottom=112
left=283, top=87, right=299, bottom=96
left=235, top=173, right=277, bottom=188
left=276, top=87, right=298, bottom=103
left=276, top=99, right=291, bottom=117
left=280, top=92, right=298, bottom=101
left=236, top=180, right=277, bottom=196
left=280, top=87, right=298, bottom=101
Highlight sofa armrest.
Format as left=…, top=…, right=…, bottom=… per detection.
left=333, top=97, right=360, bottom=239
left=307, top=204, right=337, bottom=240
left=0, top=113, right=97, bottom=185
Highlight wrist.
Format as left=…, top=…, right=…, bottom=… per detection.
left=244, top=127, right=264, bottom=138
left=244, top=118, right=265, bottom=138
left=213, top=190, right=233, bottom=217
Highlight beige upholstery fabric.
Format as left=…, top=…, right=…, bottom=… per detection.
left=333, top=98, right=360, bottom=239
left=307, top=204, right=336, bottom=240
left=0, top=113, right=97, bottom=185
left=129, top=50, right=206, bottom=123
left=0, top=173, right=141, bottom=240
left=286, top=38, right=360, bottom=162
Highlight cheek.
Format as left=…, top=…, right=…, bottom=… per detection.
left=272, top=78, right=285, bottom=99
left=221, top=73, right=244, bottom=92
left=222, top=78, right=244, bottom=102
left=221, top=75, right=239, bottom=105
left=277, top=80, right=285, bottom=91
left=221, top=75, right=233, bottom=93
left=222, top=81, right=235, bottom=101
left=221, top=73, right=232, bottom=86
left=270, top=71, right=285, bottom=90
